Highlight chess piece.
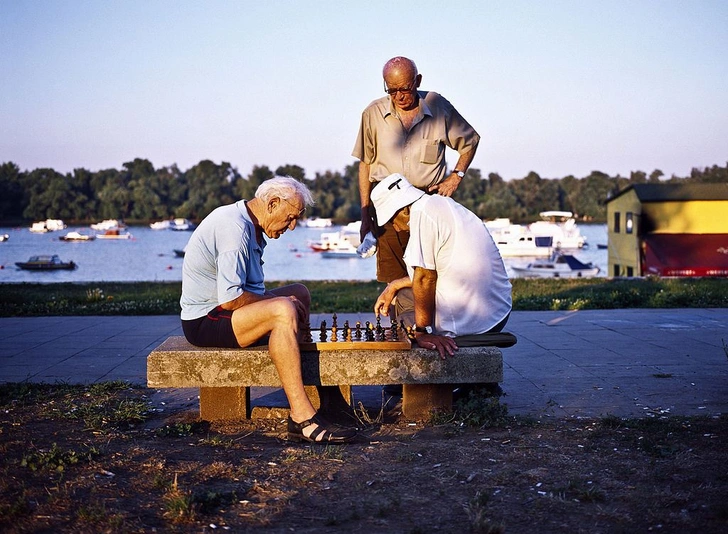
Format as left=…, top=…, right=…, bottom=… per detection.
left=355, top=321, right=362, bottom=340
left=320, top=320, right=327, bottom=342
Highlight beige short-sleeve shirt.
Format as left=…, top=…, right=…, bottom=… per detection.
left=352, top=91, right=480, bottom=189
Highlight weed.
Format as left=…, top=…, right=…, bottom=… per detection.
left=453, top=390, right=510, bottom=428
left=156, top=421, right=206, bottom=437
left=85, top=287, right=105, bottom=302
left=198, top=434, right=236, bottom=448
left=163, top=474, right=196, bottom=523
left=0, top=493, right=30, bottom=521
left=464, top=490, right=505, bottom=534
left=21, top=442, right=100, bottom=472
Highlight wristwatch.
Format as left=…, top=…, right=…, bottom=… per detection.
left=414, top=325, right=433, bottom=334
left=453, top=170, right=465, bottom=179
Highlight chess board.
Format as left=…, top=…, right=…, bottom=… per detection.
left=298, top=313, right=412, bottom=351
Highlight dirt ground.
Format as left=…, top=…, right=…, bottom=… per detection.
left=1, top=383, right=727, bottom=533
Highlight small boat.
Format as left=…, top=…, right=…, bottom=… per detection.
left=150, top=220, right=171, bottom=230
left=309, top=222, right=361, bottom=252
left=174, top=249, right=185, bottom=257
left=169, top=218, right=195, bottom=231
left=96, top=229, right=133, bottom=239
left=0, top=234, right=9, bottom=242
left=511, top=251, right=600, bottom=278
left=301, top=217, right=333, bottom=228
left=320, top=243, right=361, bottom=258
left=59, top=231, right=96, bottom=242
left=29, top=219, right=66, bottom=233
left=90, top=219, right=125, bottom=231
left=15, top=254, right=77, bottom=270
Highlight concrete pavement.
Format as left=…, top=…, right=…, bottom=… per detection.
left=1, top=309, right=727, bottom=419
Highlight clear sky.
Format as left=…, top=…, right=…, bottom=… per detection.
left=2, top=0, right=726, bottom=181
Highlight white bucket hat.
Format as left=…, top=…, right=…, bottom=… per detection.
left=371, top=173, right=426, bottom=226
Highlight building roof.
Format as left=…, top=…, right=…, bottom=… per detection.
left=608, top=183, right=728, bottom=203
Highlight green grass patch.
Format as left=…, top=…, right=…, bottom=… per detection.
left=0, top=277, right=726, bottom=316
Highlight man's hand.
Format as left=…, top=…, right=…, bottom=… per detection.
left=374, top=277, right=411, bottom=317
left=428, top=173, right=461, bottom=197
left=414, top=333, right=458, bottom=359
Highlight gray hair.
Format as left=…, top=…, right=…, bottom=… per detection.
left=255, top=176, right=315, bottom=207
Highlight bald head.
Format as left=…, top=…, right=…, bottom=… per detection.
left=383, top=56, right=418, bottom=79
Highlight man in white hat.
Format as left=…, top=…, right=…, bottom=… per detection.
left=370, top=173, right=512, bottom=359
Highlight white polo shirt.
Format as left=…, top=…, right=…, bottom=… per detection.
left=403, top=195, right=512, bottom=336
left=180, top=201, right=266, bottom=321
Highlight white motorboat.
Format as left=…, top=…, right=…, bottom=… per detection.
left=149, top=220, right=171, bottom=230
left=485, top=211, right=586, bottom=256
left=90, top=219, right=125, bottom=231
left=301, top=217, right=333, bottom=228
left=169, top=218, right=195, bottom=231
left=29, top=219, right=66, bottom=233
left=309, top=222, right=361, bottom=252
left=95, top=229, right=133, bottom=240
left=59, top=231, right=96, bottom=242
left=320, top=243, right=361, bottom=258
left=511, top=251, right=600, bottom=278
left=527, top=211, right=587, bottom=249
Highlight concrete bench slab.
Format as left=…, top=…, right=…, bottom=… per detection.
left=147, top=336, right=503, bottom=420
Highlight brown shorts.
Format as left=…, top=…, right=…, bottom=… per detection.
left=376, top=221, right=409, bottom=283
left=181, top=306, right=240, bottom=348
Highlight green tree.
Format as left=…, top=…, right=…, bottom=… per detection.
left=178, top=160, right=240, bottom=220
left=0, top=162, right=25, bottom=221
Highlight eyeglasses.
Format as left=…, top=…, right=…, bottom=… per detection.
left=384, top=78, right=417, bottom=96
left=281, top=197, right=306, bottom=219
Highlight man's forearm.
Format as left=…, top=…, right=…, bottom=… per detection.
left=412, top=267, right=437, bottom=327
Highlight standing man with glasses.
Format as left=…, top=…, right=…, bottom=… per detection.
left=352, top=56, right=481, bottom=283
left=181, top=176, right=357, bottom=443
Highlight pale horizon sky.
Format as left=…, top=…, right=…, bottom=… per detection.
left=2, top=0, right=726, bottom=181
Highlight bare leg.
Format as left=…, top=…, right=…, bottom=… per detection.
left=229, top=297, right=316, bottom=423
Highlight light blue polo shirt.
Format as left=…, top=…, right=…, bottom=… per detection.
left=180, top=201, right=266, bottom=321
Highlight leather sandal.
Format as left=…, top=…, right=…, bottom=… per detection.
left=287, top=412, right=357, bottom=443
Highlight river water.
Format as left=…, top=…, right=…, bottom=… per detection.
left=0, top=223, right=608, bottom=283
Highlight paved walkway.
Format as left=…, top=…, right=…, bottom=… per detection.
left=1, top=309, right=727, bottom=419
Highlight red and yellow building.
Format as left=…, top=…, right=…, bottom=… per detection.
left=605, top=183, right=728, bottom=277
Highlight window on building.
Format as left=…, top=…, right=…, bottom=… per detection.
left=626, top=212, right=634, bottom=234
left=614, top=212, right=620, bottom=233
left=613, top=264, right=620, bottom=277
left=626, top=266, right=633, bottom=277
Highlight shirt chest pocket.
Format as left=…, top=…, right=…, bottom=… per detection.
left=421, top=140, right=442, bottom=165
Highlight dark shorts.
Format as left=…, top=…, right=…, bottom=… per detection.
left=376, top=221, right=409, bottom=283
left=182, top=306, right=240, bottom=348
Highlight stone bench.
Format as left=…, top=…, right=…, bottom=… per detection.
left=147, top=335, right=508, bottom=420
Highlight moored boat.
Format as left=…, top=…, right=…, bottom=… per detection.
left=29, top=219, right=66, bottom=233
left=511, top=251, right=600, bottom=278
left=59, top=231, right=96, bottom=242
left=0, top=234, right=9, bottom=242
left=15, top=254, right=77, bottom=270
left=301, top=217, right=333, bottom=228
left=90, top=219, right=125, bottom=231
left=170, top=218, right=195, bottom=231
left=309, top=222, right=361, bottom=252
left=95, top=229, right=133, bottom=239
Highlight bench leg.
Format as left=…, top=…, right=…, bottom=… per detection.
left=200, top=386, right=251, bottom=420
left=402, top=384, right=452, bottom=420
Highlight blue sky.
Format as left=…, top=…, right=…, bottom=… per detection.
left=2, top=0, right=726, bottom=180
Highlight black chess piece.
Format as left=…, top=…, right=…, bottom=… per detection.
left=355, top=321, right=362, bottom=340
left=320, top=320, right=327, bottom=342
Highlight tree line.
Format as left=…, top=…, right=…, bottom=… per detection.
left=0, top=159, right=725, bottom=225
